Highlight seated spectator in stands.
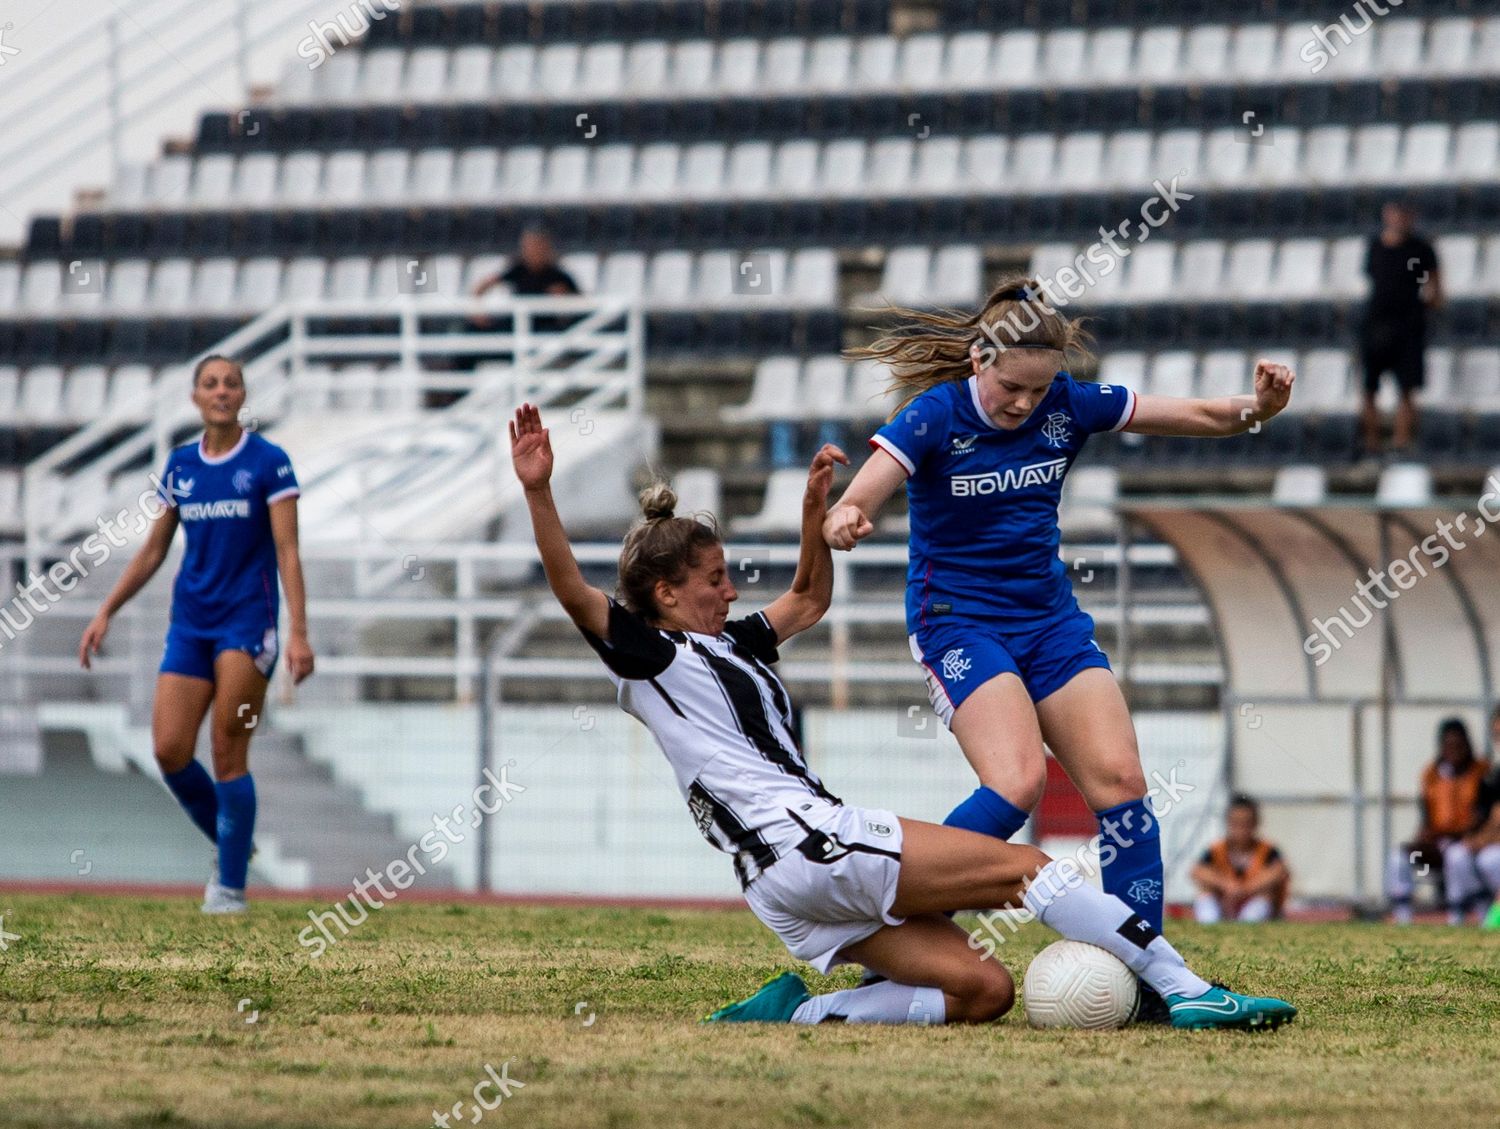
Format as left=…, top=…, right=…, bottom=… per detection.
left=1191, top=795, right=1290, bottom=923
left=465, top=229, right=582, bottom=376
left=474, top=228, right=580, bottom=303
left=1386, top=717, right=1487, bottom=924
left=1358, top=199, right=1442, bottom=461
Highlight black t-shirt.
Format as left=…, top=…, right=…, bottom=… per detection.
left=1476, top=764, right=1500, bottom=823
left=498, top=261, right=579, bottom=296
left=1365, top=235, right=1438, bottom=322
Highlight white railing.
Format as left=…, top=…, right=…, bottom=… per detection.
left=0, top=536, right=1201, bottom=713
left=0, top=0, right=340, bottom=245
left=21, top=294, right=646, bottom=575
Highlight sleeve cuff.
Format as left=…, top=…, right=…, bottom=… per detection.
left=869, top=434, right=915, bottom=476
left=266, top=486, right=301, bottom=505
left=1108, top=388, right=1138, bottom=433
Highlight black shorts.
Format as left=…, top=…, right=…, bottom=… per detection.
left=1360, top=319, right=1426, bottom=395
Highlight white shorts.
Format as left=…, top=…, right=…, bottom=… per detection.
left=744, top=806, right=905, bottom=973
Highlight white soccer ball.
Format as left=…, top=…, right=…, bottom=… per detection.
left=1022, top=940, right=1140, bottom=1029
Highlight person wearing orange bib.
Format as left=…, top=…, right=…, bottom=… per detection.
left=1191, top=795, right=1290, bottom=924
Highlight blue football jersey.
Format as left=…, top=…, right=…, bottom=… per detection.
left=871, top=372, right=1135, bottom=629
left=156, top=431, right=301, bottom=630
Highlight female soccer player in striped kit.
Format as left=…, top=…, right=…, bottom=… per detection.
left=513, top=402, right=1293, bottom=1028
left=79, top=356, right=315, bottom=914
left=824, top=280, right=1293, bottom=1014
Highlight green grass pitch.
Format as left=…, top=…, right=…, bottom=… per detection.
left=1, top=893, right=1498, bottom=1128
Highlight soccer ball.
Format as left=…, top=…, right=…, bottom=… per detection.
left=1022, top=940, right=1140, bottom=1029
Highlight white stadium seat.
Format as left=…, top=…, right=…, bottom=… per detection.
left=63, top=366, right=108, bottom=424
left=1153, top=129, right=1200, bottom=180
left=801, top=357, right=850, bottom=420
left=669, top=41, right=714, bottom=94
left=592, top=144, right=637, bottom=199
left=1426, top=18, right=1475, bottom=75
left=499, top=146, right=545, bottom=200
left=1454, top=123, right=1500, bottom=181
left=1326, top=237, right=1368, bottom=300
left=1437, top=235, right=1480, bottom=297
left=878, top=245, right=934, bottom=305
left=867, top=138, right=915, bottom=196
left=359, top=49, right=406, bottom=103
left=1272, top=239, right=1327, bottom=300
left=316, top=50, right=363, bottom=102
left=724, top=357, right=801, bottom=424
left=623, top=41, right=670, bottom=97
left=929, top=245, right=983, bottom=306
left=1125, top=243, right=1175, bottom=301
left=545, top=146, right=589, bottom=199
left=1476, top=236, right=1500, bottom=296
left=783, top=248, right=835, bottom=306
left=1132, top=28, right=1178, bottom=82
left=1273, top=465, right=1328, bottom=505
left=0, top=262, right=18, bottom=309
left=992, top=31, right=1039, bottom=87
left=496, top=45, right=537, bottom=99
left=235, top=153, right=280, bottom=207
left=852, top=36, right=899, bottom=90
left=946, top=32, right=994, bottom=89
left=1376, top=20, right=1427, bottom=75
left=535, top=44, right=581, bottom=98
left=1302, top=126, right=1352, bottom=184
left=598, top=252, right=647, bottom=300
left=775, top=140, right=821, bottom=195
left=1056, top=133, right=1105, bottom=190
left=367, top=150, right=410, bottom=202
left=558, top=253, right=599, bottom=295
left=1376, top=464, right=1433, bottom=506
left=1183, top=25, right=1231, bottom=81
left=733, top=469, right=811, bottom=535
left=1199, top=351, right=1248, bottom=400
left=194, top=258, right=239, bottom=313
left=0, top=368, right=18, bottom=417
left=20, top=366, right=66, bottom=425
left=680, top=142, right=726, bottom=199
left=913, top=137, right=964, bottom=193
left=150, top=156, right=192, bottom=207
left=105, top=260, right=151, bottom=314
left=405, top=47, right=449, bottom=101
left=821, top=139, right=868, bottom=196
left=762, top=38, right=806, bottom=92
left=149, top=259, right=194, bottom=313
left=1102, top=131, right=1152, bottom=189
left=570, top=44, right=625, bottom=97
left=963, top=136, right=1008, bottom=187
left=806, top=37, right=853, bottom=92
left=1097, top=352, right=1147, bottom=395
left=849, top=359, right=897, bottom=420
left=718, top=39, right=762, bottom=94
left=1294, top=350, right=1353, bottom=412
left=106, top=161, right=145, bottom=208
left=279, top=152, right=324, bottom=205
left=1399, top=123, right=1452, bottom=183
left=1040, top=30, right=1087, bottom=77
left=646, top=251, right=695, bottom=307
left=1009, top=135, right=1058, bottom=190
left=411, top=149, right=455, bottom=202
left=1351, top=124, right=1401, bottom=183
left=328, top=256, right=372, bottom=302
left=1224, top=240, right=1277, bottom=301
left=449, top=46, right=496, bottom=100
left=1456, top=349, right=1500, bottom=410
left=1229, top=25, right=1279, bottom=79
left=1148, top=352, right=1196, bottom=399
left=1424, top=348, right=1456, bottom=404
left=192, top=155, right=236, bottom=207
left=673, top=469, right=722, bottom=519
left=725, top=141, right=773, bottom=197
left=454, top=149, right=499, bottom=200
left=284, top=257, right=327, bottom=303
left=236, top=258, right=283, bottom=311
left=0, top=470, right=20, bottom=534
left=1086, top=27, right=1128, bottom=85
left=635, top=143, right=681, bottom=198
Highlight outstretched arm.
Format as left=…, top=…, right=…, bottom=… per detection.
left=510, top=403, right=610, bottom=639
left=78, top=506, right=179, bottom=669
left=823, top=446, right=908, bottom=551
left=1124, top=359, right=1295, bottom=438
left=761, top=444, right=849, bottom=642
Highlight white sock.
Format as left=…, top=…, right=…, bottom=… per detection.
left=791, top=980, right=947, bottom=1026
left=1022, top=858, right=1211, bottom=1000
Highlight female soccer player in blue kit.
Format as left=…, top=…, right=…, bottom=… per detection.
left=79, top=356, right=315, bottom=913
left=825, top=280, right=1293, bottom=1010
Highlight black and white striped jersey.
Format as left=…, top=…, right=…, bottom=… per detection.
left=580, top=598, right=843, bottom=888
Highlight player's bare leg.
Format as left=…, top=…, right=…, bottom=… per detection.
left=948, top=673, right=1047, bottom=811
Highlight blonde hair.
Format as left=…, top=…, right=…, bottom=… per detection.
left=847, top=276, right=1095, bottom=415
left=618, top=482, right=722, bottom=621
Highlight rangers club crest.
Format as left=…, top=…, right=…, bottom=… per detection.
left=233, top=469, right=255, bottom=495
left=1126, top=878, right=1163, bottom=904
left=1041, top=411, right=1073, bottom=448
left=940, top=647, right=971, bottom=682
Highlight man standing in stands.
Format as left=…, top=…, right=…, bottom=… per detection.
left=1358, top=199, right=1442, bottom=461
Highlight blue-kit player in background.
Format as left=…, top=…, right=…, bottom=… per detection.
left=825, top=278, right=1293, bottom=1014
left=80, top=355, right=315, bottom=914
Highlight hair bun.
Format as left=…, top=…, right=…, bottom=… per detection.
left=639, top=482, right=677, bottom=521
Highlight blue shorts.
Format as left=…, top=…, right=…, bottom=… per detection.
left=908, top=607, right=1111, bottom=726
left=160, top=618, right=280, bottom=682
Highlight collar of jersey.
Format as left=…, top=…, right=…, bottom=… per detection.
left=966, top=373, right=1068, bottom=433
left=198, top=429, right=250, bottom=465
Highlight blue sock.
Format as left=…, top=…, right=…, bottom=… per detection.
left=943, top=786, right=1031, bottom=841
left=163, top=760, right=219, bottom=844
left=215, top=775, right=258, bottom=891
left=1096, top=797, right=1164, bottom=933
